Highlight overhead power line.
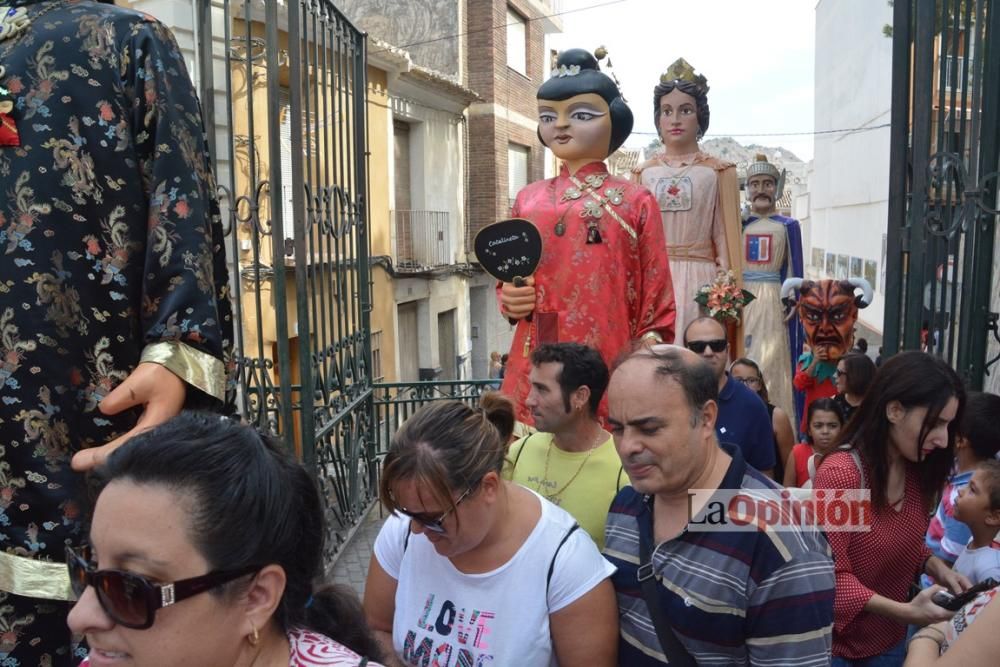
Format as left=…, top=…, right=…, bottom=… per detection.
left=632, top=123, right=892, bottom=138
left=369, top=0, right=629, bottom=55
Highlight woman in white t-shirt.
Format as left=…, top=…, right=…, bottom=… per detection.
left=363, top=395, right=618, bottom=666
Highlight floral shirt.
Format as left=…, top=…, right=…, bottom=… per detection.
left=1, top=0, right=231, bottom=578
left=78, top=628, right=384, bottom=666
left=499, top=161, right=676, bottom=425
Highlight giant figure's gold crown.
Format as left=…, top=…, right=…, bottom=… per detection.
left=659, top=57, right=709, bottom=94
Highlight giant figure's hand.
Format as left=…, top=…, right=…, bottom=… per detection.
left=500, top=276, right=536, bottom=321
left=71, top=362, right=187, bottom=471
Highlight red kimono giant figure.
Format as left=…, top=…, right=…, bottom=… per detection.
left=499, top=49, right=676, bottom=425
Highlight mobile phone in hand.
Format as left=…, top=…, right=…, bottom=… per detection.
left=932, top=578, right=999, bottom=611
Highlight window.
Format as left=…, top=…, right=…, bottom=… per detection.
left=279, top=89, right=296, bottom=243
left=508, top=143, right=529, bottom=207
left=943, top=55, right=973, bottom=91
left=506, top=8, right=526, bottom=74
left=371, top=330, right=383, bottom=382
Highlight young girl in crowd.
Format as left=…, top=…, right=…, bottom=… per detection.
left=813, top=351, right=971, bottom=666
left=783, top=397, right=844, bottom=488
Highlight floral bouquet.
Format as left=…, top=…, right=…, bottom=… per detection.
left=694, top=270, right=756, bottom=324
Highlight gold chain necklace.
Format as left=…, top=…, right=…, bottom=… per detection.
left=538, top=426, right=607, bottom=502
left=548, top=171, right=605, bottom=238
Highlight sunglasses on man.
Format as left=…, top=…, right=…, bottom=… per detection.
left=66, top=546, right=258, bottom=630
left=686, top=339, right=728, bottom=354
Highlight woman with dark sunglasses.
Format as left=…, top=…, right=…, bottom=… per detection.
left=812, top=352, right=972, bottom=666
left=730, top=357, right=796, bottom=483
left=833, top=352, right=877, bottom=425
left=363, top=394, right=618, bottom=667
left=67, top=413, right=385, bottom=666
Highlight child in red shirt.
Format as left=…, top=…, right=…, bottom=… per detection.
left=784, top=397, right=844, bottom=488
left=793, top=350, right=838, bottom=435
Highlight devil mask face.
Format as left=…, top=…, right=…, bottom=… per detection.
left=798, top=281, right=857, bottom=361
left=781, top=278, right=873, bottom=363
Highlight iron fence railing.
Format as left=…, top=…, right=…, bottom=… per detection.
left=393, top=209, right=452, bottom=268
left=196, top=0, right=376, bottom=563
left=885, top=0, right=1000, bottom=387
left=373, top=380, right=496, bottom=456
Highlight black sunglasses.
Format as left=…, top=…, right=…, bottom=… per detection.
left=393, top=486, right=475, bottom=534
left=66, top=546, right=258, bottom=630
left=686, top=339, right=728, bottom=354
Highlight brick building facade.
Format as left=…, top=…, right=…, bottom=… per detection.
left=466, top=0, right=559, bottom=248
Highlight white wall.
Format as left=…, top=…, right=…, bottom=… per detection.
left=986, top=221, right=1000, bottom=394
left=393, top=275, right=474, bottom=379
left=469, top=276, right=516, bottom=378
left=389, top=79, right=472, bottom=379
left=391, top=82, right=466, bottom=264
left=811, top=0, right=894, bottom=333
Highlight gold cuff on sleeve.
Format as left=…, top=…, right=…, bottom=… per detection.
left=0, top=550, right=74, bottom=601
left=140, top=341, right=226, bottom=402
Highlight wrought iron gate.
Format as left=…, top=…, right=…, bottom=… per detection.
left=194, top=0, right=376, bottom=561
left=885, top=0, right=1000, bottom=387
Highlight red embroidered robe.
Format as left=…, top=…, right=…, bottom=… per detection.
left=499, top=161, right=676, bottom=425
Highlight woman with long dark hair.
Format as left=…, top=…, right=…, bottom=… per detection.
left=813, top=352, right=972, bottom=665
left=834, top=352, right=877, bottom=424
left=68, top=413, right=385, bottom=666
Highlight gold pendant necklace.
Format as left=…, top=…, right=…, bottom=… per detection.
left=538, top=427, right=606, bottom=502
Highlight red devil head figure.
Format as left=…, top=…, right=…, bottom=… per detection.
left=781, top=278, right=873, bottom=362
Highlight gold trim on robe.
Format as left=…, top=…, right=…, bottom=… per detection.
left=0, top=550, right=74, bottom=601
left=140, top=340, right=227, bottom=402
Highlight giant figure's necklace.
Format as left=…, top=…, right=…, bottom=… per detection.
left=1, top=2, right=68, bottom=147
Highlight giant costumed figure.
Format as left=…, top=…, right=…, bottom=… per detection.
left=633, top=58, right=743, bottom=352
left=498, top=48, right=676, bottom=426
left=0, top=1, right=232, bottom=662
left=742, top=154, right=803, bottom=429
left=782, top=278, right=873, bottom=433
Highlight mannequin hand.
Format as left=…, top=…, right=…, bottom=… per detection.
left=500, top=277, right=536, bottom=320
left=71, top=362, right=186, bottom=471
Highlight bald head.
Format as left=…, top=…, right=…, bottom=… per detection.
left=682, top=317, right=730, bottom=382
left=608, top=345, right=721, bottom=495
left=683, top=316, right=726, bottom=343
left=612, top=345, right=718, bottom=423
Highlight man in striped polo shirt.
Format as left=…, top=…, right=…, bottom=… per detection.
left=603, top=344, right=835, bottom=665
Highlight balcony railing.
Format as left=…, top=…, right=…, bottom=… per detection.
left=393, top=209, right=451, bottom=269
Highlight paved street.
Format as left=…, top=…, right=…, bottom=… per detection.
left=330, top=503, right=387, bottom=598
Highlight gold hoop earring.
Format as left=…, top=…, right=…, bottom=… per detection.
left=248, top=623, right=260, bottom=647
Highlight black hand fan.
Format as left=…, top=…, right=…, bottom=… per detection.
left=473, top=218, right=543, bottom=286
